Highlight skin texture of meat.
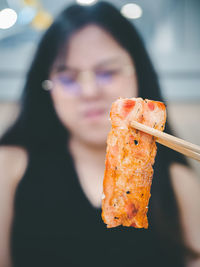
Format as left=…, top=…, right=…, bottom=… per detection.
left=102, top=98, right=166, bottom=228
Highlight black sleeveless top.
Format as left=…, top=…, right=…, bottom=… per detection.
left=11, top=147, right=185, bottom=267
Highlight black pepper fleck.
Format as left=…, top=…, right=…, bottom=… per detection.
left=134, top=140, right=139, bottom=145
left=126, top=191, right=130, bottom=194
left=115, top=166, right=118, bottom=170
left=114, top=217, right=119, bottom=219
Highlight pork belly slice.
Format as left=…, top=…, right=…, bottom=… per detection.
left=102, top=98, right=166, bottom=228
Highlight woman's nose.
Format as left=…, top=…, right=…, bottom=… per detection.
left=78, top=70, right=100, bottom=98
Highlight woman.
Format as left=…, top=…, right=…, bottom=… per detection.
left=0, top=2, right=199, bottom=267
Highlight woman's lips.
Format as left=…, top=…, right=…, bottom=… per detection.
left=83, top=109, right=106, bottom=119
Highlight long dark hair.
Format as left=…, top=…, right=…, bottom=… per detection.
left=0, top=1, right=197, bottom=261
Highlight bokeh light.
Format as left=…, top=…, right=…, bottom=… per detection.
left=0, top=8, right=18, bottom=29
left=121, top=3, right=143, bottom=19
left=76, top=0, right=98, bottom=6
left=17, top=7, right=36, bottom=25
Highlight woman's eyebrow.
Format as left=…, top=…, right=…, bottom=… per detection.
left=94, top=57, right=121, bottom=68
left=53, top=57, right=122, bottom=72
left=53, top=65, right=77, bottom=72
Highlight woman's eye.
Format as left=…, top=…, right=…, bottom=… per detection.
left=96, top=70, right=118, bottom=83
left=58, top=76, right=76, bottom=86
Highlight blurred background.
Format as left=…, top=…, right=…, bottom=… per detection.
left=0, top=0, right=200, bottom=175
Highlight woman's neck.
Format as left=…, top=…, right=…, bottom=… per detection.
left=69, top=137, right=106, bottom=208
left=69, top=137, right=106, bottom=167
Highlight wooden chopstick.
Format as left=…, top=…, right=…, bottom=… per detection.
left=156, top=137, right=200, bottom=162
left=130, top=121, right=200, bottom=162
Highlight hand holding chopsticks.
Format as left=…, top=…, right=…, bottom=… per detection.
left=130, top=121, right=200, bottom=162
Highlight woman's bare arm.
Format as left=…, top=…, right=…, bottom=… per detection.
left=0, top=146, right=28, bottom=267
left=170, top=163, right=200, bottom=267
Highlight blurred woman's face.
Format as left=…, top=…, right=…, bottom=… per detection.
left=50, top=25, right=138, bottom=146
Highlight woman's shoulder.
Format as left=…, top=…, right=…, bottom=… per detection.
left=170, top=163, right=200, bottom=255
left=0, top=145, right=28, bottom=187
left=170, top=163, right=200, bottom=199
